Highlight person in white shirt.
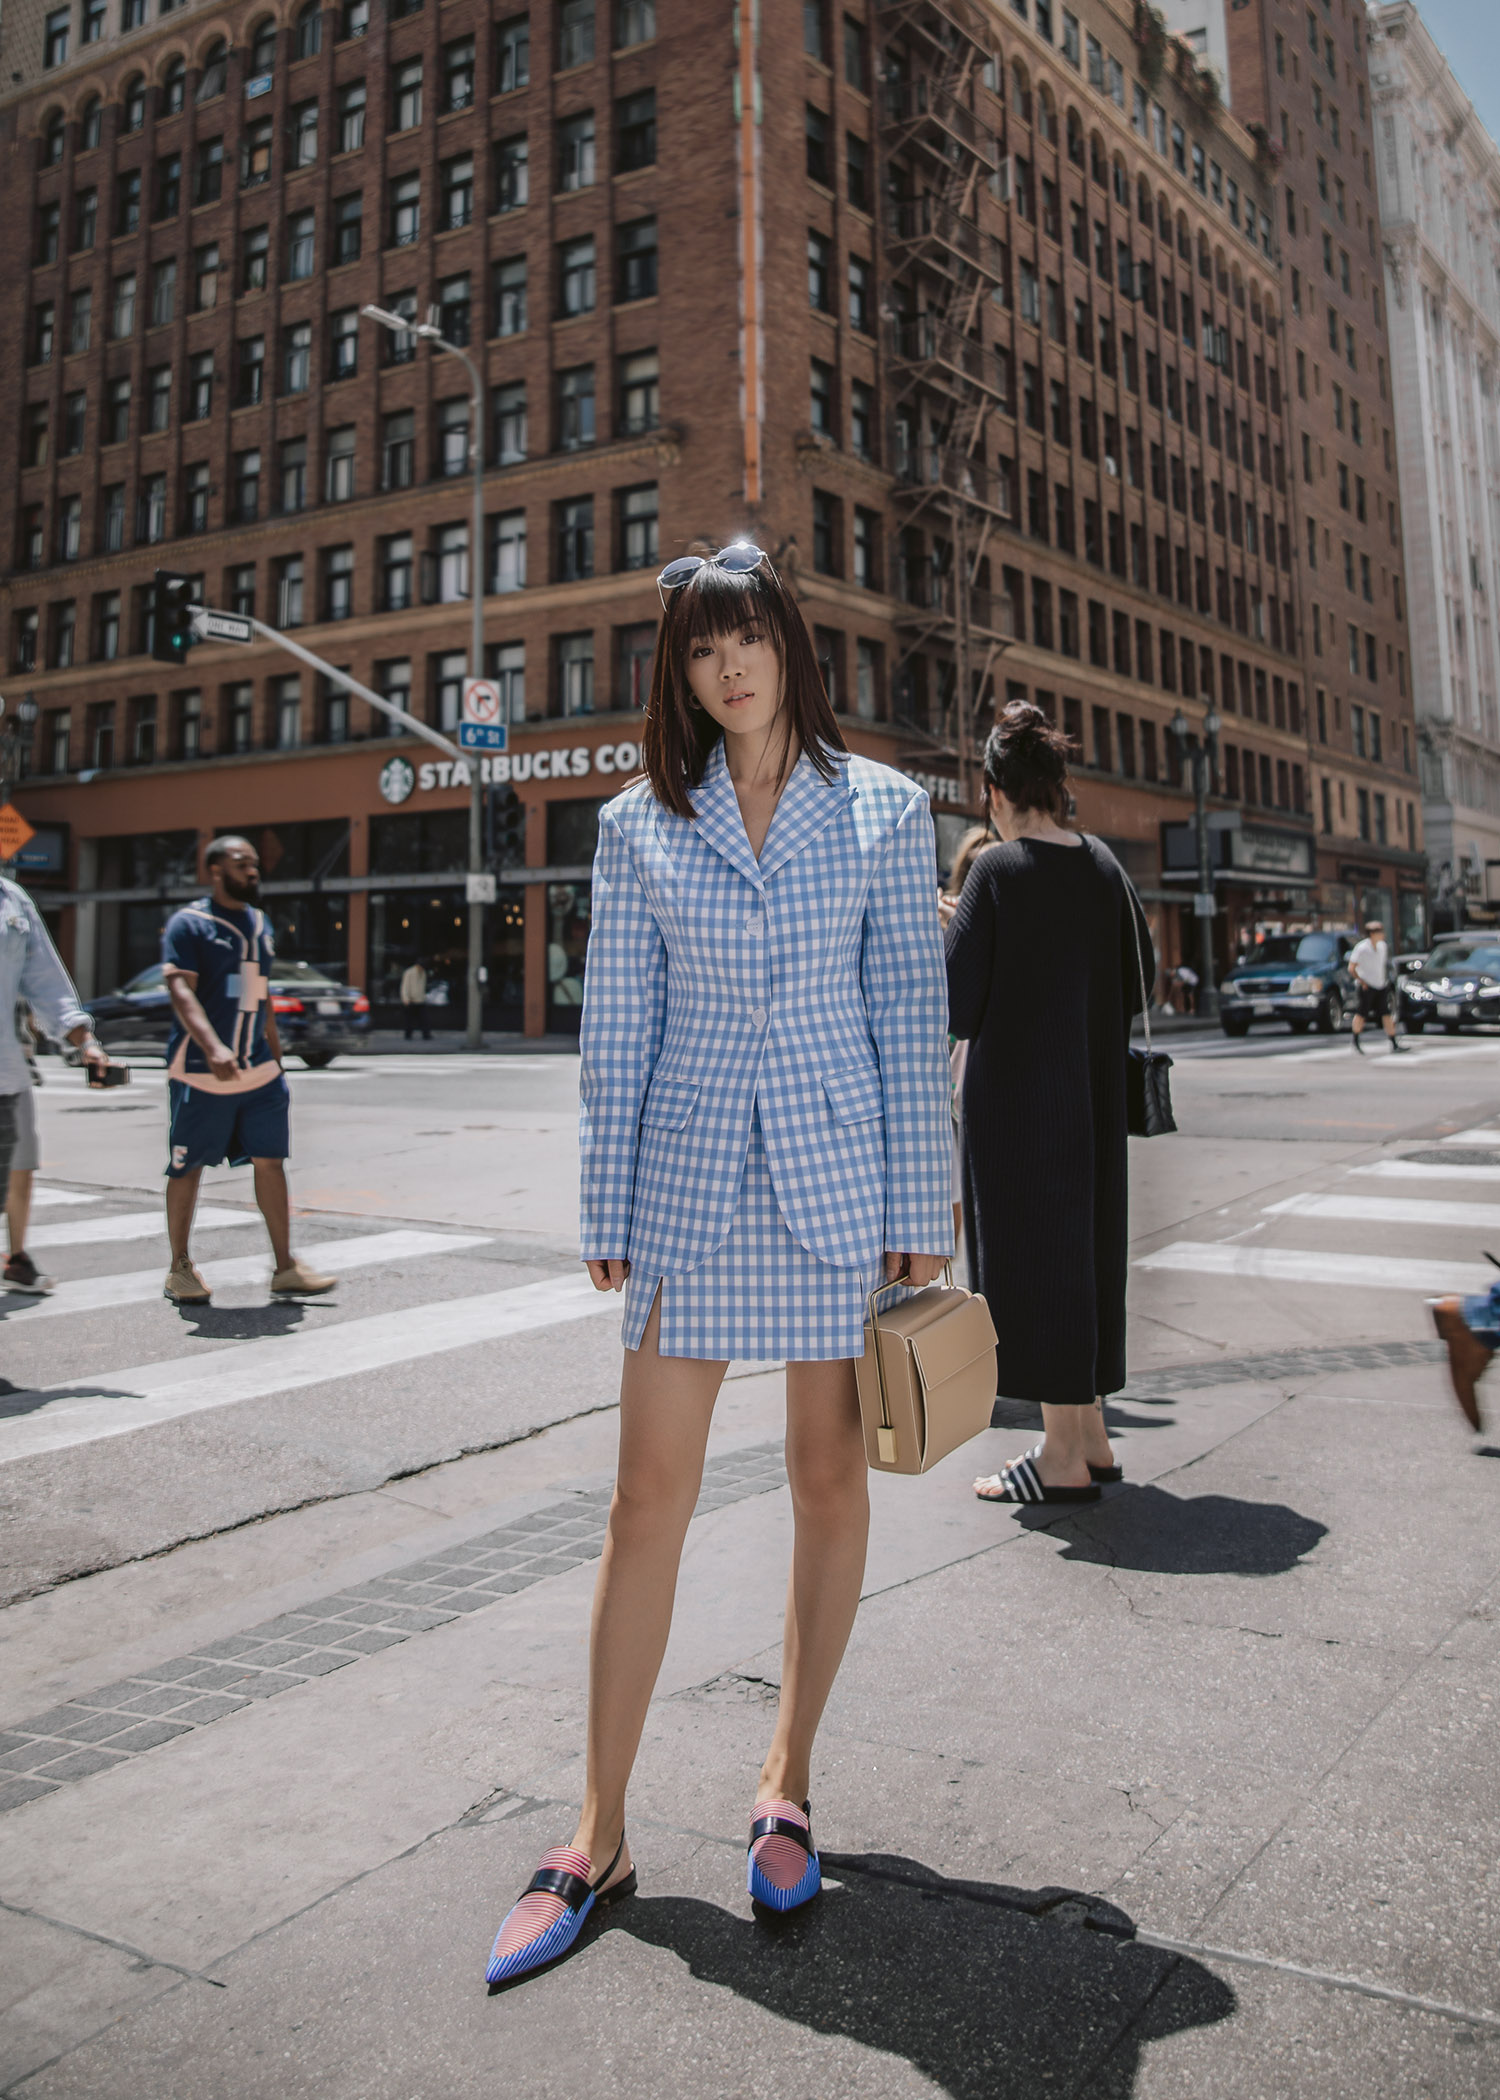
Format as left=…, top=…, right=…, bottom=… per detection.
left=1348, top=919, right=1403, bottom=1054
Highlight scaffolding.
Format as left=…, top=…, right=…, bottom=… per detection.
left=877, top=0, right=1011, bottom=808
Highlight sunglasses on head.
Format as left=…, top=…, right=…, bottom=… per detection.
left=656, top=541, right=772, bottom=609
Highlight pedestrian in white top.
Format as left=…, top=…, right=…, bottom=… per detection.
left=1349, top=919, right=1403, bottom=1054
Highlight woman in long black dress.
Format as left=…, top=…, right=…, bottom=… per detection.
left=943, top=703, right=1151, bottom=1504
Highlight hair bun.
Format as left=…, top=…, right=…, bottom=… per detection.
left=981, top=702, right=1073, bottom=819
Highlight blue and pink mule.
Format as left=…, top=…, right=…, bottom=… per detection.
left=747, top=1797, right=821, bottom=1912
left=485, top=1834, right=635, bottom=1987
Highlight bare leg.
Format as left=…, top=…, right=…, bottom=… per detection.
left=252, top=1158, right=293, bottom=1270
left=571, top=1290, right=726, bottom=1873
left=1081, top=1395, right=1115, bottom=1469
left=166, top=1167, right=203, bottom=1262
left=757, top=1357, right=870, bottom=1810
left=7, top=1168, right=33, bottom=1256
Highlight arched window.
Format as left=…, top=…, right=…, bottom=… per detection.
left=1089, top=129, right=1106, bottom=185
left=294, top=2, right=321, bottom=59
left=1232, top=267, right=1245, bottom=310
left=1112, top=155, right=1128, bottom=207
left=40, top=110, right=66, bottom=166
left=196, top=36, right=228, bottom=100
left=1156, top=192, right=1171, bottom=242
left=1197, top=230, right=1211, bottom=279
left=122, top=74, right=147, bottom=131
left=1136, top=172, right=1151, bottom=227
left=1176, top=211, right=1191, bottom=261
left=1214, top=246, right=1228, bottom=294
left=1037, top=83, right=1057, bottom=143
left=161, top=55, right=187, bottom=113
left=1011, top=60, right=1031, bottom=124
left=1250, top=283, right=1263, bottom=326
left=81, top=94, right=103, bottom=148
left=249, top=17, right=278, bottom=74
left=1065, top=107, right=1084, bottom=168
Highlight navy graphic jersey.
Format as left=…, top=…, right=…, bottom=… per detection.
left=162, top=899, right=280, bottom=1092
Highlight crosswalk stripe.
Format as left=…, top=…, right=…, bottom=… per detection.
left=1, top=1229, right=492, bottom=1323
left=1137, top=1242, right=1493, bottom=1294
left=29, top=1187, right=102, bottom=1209
left=1265, top=1192, right=1500, bottom=1230
left=1349, top=1160, right=1500, bottom=1184
left=1442, top=1129, right=1500, bottom=1147
left=27, top=1206, right=257, bottom=1250
left=0, top=1272, right=611, bottom=1464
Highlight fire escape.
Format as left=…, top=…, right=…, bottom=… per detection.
left=877, top=0, right=1010, bottom=806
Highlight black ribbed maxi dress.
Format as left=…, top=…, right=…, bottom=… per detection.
left=944, top=834, right=1152, bottom=1405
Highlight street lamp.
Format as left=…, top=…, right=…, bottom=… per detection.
left=1170, top=703, right=1221, bottom=1021
left=363, top=304, right=488, bottom=1051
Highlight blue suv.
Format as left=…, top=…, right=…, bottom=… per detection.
left=1218, top=930, right=1358, bottom=1037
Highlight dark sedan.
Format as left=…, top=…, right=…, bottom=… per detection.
left=1217, top=930, right=1358, bottom=1036
left=1399, top=939, right=1500, bottom=1034
left=91, top=959, right=370, bottom=1067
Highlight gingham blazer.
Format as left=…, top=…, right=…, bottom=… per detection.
left=579, top=739, right=953, bottom=1275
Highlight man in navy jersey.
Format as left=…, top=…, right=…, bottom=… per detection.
left=160, top=835, right=335, bottom=1304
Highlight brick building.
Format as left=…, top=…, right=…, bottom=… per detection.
left=1222, top=0, right=1425, bottom=946
left=0, top=0, right=1411, bottom=1033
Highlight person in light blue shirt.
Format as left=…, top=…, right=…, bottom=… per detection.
left=0, top=874, right=107, bottom=1184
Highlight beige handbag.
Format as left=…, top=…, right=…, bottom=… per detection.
left=855, top=1265, right=999, bottom=1475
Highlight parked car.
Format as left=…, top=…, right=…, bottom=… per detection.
left=91, top=959, right=370, bottom=1067
left=1398, top=938, right=1500, bottom=1033
left=1218, top=930, right=1358, bottom=1036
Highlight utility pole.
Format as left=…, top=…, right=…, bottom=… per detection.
left=952, top=498, right=973, bottom=811
left=363, top=305, right=487, bottom=1050
left=1171, top=703, right=1222, bottom=1020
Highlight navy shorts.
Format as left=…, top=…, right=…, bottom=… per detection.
left=166, top=1074, right=290, bottom=1177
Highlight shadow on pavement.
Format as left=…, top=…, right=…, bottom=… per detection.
left=607, top=1855, right=1234, bottom=2098
left=1031, top=1486, right=1328, bottom=1577
left=171, top=1302, right=311, bottom=1340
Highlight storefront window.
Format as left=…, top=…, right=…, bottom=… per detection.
left=547, top=797, right=605, bottom=868
left=547, top=881, right=591, bottom=1025
left=367, top=883, right=524, bottom=1024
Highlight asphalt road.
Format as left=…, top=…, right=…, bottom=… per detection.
left=2, top=1030, right=1497, bottom=2098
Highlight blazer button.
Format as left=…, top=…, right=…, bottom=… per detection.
left=745, top=912, right=764, bottom=934
left=750, top=1006, right=768, bottom=1027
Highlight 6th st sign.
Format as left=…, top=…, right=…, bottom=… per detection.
left=459, top=679, right=509, bottom=753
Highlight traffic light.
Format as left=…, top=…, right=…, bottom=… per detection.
left=487, top=784, right=526, bottom=869
left=150, top=570, right=197, bottom=667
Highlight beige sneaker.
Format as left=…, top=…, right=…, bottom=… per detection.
left=271, top=1258, right=337, bottom=1297
left=164, top=1256, right=211, bottom=1304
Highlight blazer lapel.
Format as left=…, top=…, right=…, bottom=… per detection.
left=688, top=739, right=766, bottom=893
left=756, top=753, right=856, bottom=880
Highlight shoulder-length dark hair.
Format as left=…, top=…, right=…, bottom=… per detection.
left=640, top=556, right=848, bottom=818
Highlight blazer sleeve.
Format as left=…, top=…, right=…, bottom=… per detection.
left=578, top=805, right=666, bottom=1261
left=943, top=857, right=998, bottom=1042
left=859, top=787, right=954, bottom=1257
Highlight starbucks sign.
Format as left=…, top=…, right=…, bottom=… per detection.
left=378, top=756, right=416, bottom=805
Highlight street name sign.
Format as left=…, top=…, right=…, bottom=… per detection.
left=459, top=678, right=509, bottom=752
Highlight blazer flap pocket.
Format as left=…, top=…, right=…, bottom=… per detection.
left=821, top=1065, right=883, bottom=1125
left=641, top=1076, right=700, bottom=1130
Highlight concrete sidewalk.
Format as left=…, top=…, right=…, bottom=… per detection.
left=2, top=1333, right=1497, bottom=2097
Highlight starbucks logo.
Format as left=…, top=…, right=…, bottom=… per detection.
left=379, top=756, right=416, bottom=805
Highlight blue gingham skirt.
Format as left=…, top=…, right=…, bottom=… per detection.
left=621, top=1109, right=876, bottom=1362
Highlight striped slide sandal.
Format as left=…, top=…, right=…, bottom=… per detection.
left=485, top=1833, right=635, bottom=1988
left=748, top=1797, right=821, bottom=1913
left=974, top=1445, right=1102, bottom=1504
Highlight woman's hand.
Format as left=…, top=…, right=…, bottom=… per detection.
left=884, top=1251, right=948, bottom=1289
left=586, top=1258, right=630, bottom=1292
left=937, top=892, right=959, bottom=929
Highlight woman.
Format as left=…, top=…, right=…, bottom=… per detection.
left=940, top=825, right=995, bottom=1252
left=486, top=544, right=952, bottom=1986
left=943, top=703, right=1150, bottom=1506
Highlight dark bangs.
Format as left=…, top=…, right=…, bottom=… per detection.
left=640, top=558, right=848, bottom=818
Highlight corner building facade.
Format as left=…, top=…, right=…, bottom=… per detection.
left=0, top=0, right=1398, bottom=1027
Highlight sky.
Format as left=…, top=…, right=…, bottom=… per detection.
left=1400, top=0, right=1500, bottom=156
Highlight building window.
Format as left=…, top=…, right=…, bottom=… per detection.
left=493, top=256, right=527, bottom=336
left=555, top=631, right=595, bottom=715
left=852, top=506, right=878, bottom=589
left=436, top=522, right=469, bottom=601
left=324, top=544, right=355, bottom=622
left=283, top=321, right=312, bottom=393
left=280, top=438, right=308, bottom=514
left=810, top=358, right=834, bottom=437
left=618, top=484, right=658, bottom=570
left=128, top=694, right=155, bottom=763
left=57, top=498, right=82, bottom=561
left=233, top=449, right=261, bottom=523
left=442, top=35, right=475, bottom=110
left=850, top=378, right=875, bottom=460
left=329, top=308, right=359, bottom=379
left=382, top=410, right=415, bottom=490
left=102, top=484, right=125, bottom=550
left=46, top=710, right=71, bottom=772
left=44, top=8, right=70, bottom=69
left=390, top=173, right=420, bottom=246
left=617, top=87, right=656, bottom=170
left=438, top=273, right=471, bottom=346
left=559, top=110, right=596, bottom=191
left=441, top=154, right=473, bottom=230
left=339, top=81, right=366, bottom=152
left=393, top=59, right=423, bottom=131
left=122, top=74, right=146, bottom=129
left=437, top=398, right=470, bottom=478
left=558, top=235, right=597, bottom=315
left=242, top=225, right=270, bottom=292
left=491, top=509, right=527, bottom=593
left=62, top=390, right=87, bottom=453
left=556, top=364, right=596, bottom=449
left=493, top=134, right=528, bottom=211
left=380, top=293, right=419, bottom=362
left=35, top=203, right=61, bottom=266
left=619, top=350, right=658, bottom=434
left=848, top=255, right=871, bottom=333
left=276, top=558, right=305, bottom=629
left=376, top=659, right=411, bottom=733
left=115, top=170, right=142, bottom=236
left=194, top=137, right=224, bottom=207
left=291, top=99, right=318, bottom=169
left=812, top=489, right=839, bottom=575
left=14, top=611, right=39, bottom=673
left=241, top=118, right=274, bottom=187
left=617, top=622, right=654, bottom=709
left=227, top=567, right=255, bottom=618
left=559, top=0, right=594, bottom=68
left=616, top=0, right=654, bottom=45
left=846, top=131, right=869, bottom=210
left=333, top=193, right=362, bottom=264
left=495, top=14, right=529, bottom=89
left=274, top=675, right=302, bottom=749
left=286, top=208, right=316, bottom=280
left=326, top=425, right=356, bottom=502
left=197, top=39, right=227, bottom=100
left=557, top=497, right=594, bottom=582
left=493, top=380, right=527, bottom=464
left=184, top=462, right=210, bottom=534
left=138, top=473, right=167, bottom=544
left=434, top=651, right=467, bottom=732
left=616, top=217, right=657, bottom=301
left=806, top=105, right=829, bottom=186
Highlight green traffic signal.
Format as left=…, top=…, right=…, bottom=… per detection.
left=150, top=570, right=197, bottom=666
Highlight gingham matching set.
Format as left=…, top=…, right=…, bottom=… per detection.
left=578, top=740, right=953, bottom=1361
